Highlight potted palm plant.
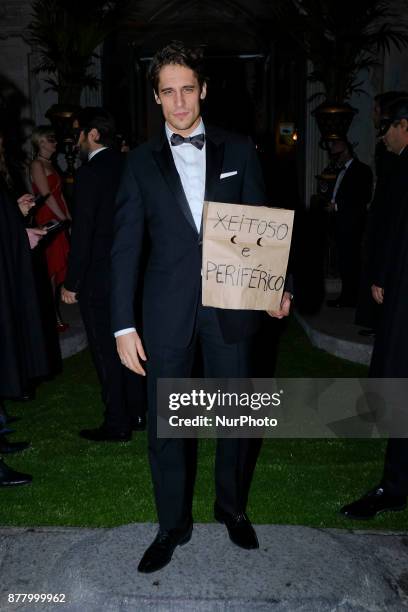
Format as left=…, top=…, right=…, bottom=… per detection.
left=272, top=0, right=408, bottom=140
left=27, top=0, right=126, bottom=178
left=28, top=0, right=126, bottom=107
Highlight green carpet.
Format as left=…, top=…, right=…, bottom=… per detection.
left=1, top=318, right=405, bottom=530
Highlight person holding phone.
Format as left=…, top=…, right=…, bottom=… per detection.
left=0, top=181, right=48, bottom=485
left=31, top=126, right=71, bottom=332
left=0, top=125, right=59, bottom=398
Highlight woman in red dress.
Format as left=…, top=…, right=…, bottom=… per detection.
left=31, top=126, right=71, bottom=331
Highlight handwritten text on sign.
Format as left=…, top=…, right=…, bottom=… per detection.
left=202, top=202, right=294, bottom=311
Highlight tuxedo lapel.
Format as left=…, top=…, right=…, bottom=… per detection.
left=197, top=127, right=225, bottom=241
left=205, top=131, right=225, bottom=202
left=152, top=135, right=197, bottom=233
left=336, top=162, right=354, bottom=201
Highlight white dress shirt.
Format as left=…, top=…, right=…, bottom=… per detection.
left=88, top=146, right=107, bottom=161
left=114, top=120, right=206, bottom=338
left=165, top=120, right=206, bottom=231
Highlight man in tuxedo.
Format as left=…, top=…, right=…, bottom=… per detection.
left=326, top=139, right=373, bottom=308
left=341, top=97, right=408, bottom=519
left=355, top=90, right=407, bottom=335
left=111, top=41, right=292, bottom=573
left=61, top=107, right=145, bottom=442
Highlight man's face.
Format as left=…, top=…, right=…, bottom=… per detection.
left=382, top=120, right=407, bottom=154
left=326, top=139, right=350, bottom=164
left=78, top=131, right=91, bottom=162
left=154, top=64, right=206, bottom=135
left=73, top=120, right=90, bottom=160
left=77, top=130, right=89, bottom=152
left=327, top=140, right=346, bottom=156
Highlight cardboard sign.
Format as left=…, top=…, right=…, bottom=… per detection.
left=202, top=201, right=294, bottom=311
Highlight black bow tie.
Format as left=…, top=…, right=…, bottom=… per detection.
left=170, top=132, right=205, bottom=150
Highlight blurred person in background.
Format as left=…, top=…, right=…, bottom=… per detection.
left=1, top=125, right=61, bottom=392
left=0, top=180, right=48, bottom=485
left=341, top=97, right=408, bottom=519
left=355, top=90, right=408, bottom=337
left=0, top=127, right=30, bottom=200
left=31, top=125, right=71, bottom=332
left=61, top=108, right=146, bottom=441
left=326, top=139, right=373, bottom=308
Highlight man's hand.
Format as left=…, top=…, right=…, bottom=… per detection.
left=61, top=286, right=78, bottom=304
left=371, top=284, right=384, bottom=304
left=26, top=227, right=46, bottom=249
left=116, top=331, right=147, bottom=376
left=267, top=291, right=292, bottom=319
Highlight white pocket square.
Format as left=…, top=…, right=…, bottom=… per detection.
left=220, top=171, right=238, bottom=179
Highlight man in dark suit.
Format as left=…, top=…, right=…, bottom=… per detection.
left=61, top=107, right=145, bottom=442
left=111, top=42, right=292, bottom=573
left=326, top=139, right=373, bottom=308
left=341, top=97, right=408, bottom=519
left=355, top=91, right=407, bottom=335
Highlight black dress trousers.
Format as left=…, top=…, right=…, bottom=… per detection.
left=146, top=304, right=254, bottom=531
left=79, top=289, right=146, bottom=433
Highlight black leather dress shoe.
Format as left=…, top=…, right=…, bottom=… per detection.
left=214, top=503, right=259, bottom=549
left=138, top=524, right=193, bottom=573
left=340, top=486, right=407, bottom=520
left=0, top=436, right=30, bottom=454
left=18, top=389, right=35, bottom=401
left=79, top=427, right=131, bottom=442
left=0, top=459, right=32, bottom=486
left=132, top=414, right=146, bottom=431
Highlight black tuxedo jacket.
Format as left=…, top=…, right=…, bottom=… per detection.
left=65, top=148, right=123, bottom=296
left=335, top=158, right=373, bottom=229
left=111, top=124, right=267, bottom=348
left=0, top=183, right=49, bottom=396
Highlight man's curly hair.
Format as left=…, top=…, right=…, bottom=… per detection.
left=149, top=41, right=206, bottom=94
